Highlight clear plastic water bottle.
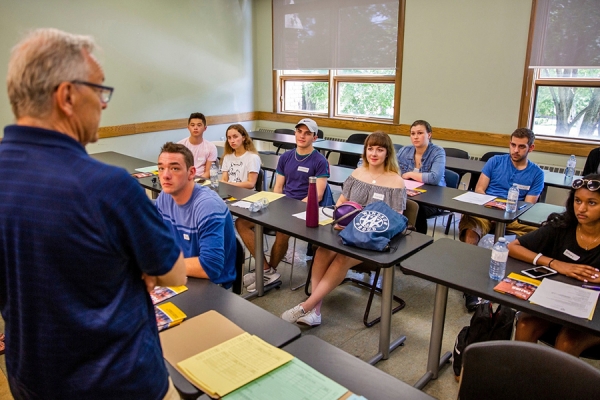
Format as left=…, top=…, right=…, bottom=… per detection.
left=506, top=184, right=519, bottom=213
left=210, top=162, right=219, bottom=188
left=565, top=155, right=576, bottom=180
left=489, top=237, right=508, bottom=281
left=248, top=198, right=269, bottom=212
left=357, top=157, right=363, bottom=168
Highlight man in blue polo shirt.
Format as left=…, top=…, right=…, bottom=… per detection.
left=0, top=29, right=187, bottom=399
left=459, top=127, right=544, bottom=310
left=155, top=142, right=237, bottom=288
left=236, top=118, right=331, bottom=292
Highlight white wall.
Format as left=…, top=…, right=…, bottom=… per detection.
left=1, top=0, right=256, bottom=160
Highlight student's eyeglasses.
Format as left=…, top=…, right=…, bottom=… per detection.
left=572, top=179, right=600, bottom=191
left=70, top=80, right=114, bottom=103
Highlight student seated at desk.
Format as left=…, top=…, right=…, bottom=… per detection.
left=508, top=175, right=600, bottom=356
left=396, top=119, right=446, bottom=234
left=460, top=128, right=544, bottom=311
left=220, top=124, right=261, bottom=189
left=156, top=142, right=237, bottom=288
left=281, top=132, right=406, bottom=326
left=236, top=118, right=331, bottom=293
left=178, top=112, right=218, bottom=179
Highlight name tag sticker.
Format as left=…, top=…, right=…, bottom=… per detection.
left=183, top=233, right=190, bottom=241
left=515, top=184, right=530, bottom=191
left=564, top=249, right=580, bottom=260
left=373, top=193, right=385, bottom=200
left=297, top=166, right=309, bottom=173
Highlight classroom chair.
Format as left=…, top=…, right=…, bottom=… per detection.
left=429, top=169, right=460, bottom=238
left=458, top=340, right=600, bottom=400
left=337, top=133, right=368, bottom=169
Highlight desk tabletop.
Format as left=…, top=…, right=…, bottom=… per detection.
left=89, top=151, right=155, bottom=174
left=313, top=140, right=364, bottom=156
left=164, top=278, right=301, bottom=397
left=411, top=185, right=533, bottom=223
left=445, top=157, right=485, bottom=174
left=283, top=336, right=436, bottom=400
left=518, top=202, right=566, bottom=227
left=543, top=170, right=582, bottom=189
left=400, top=238, right=600, bottom=336
left=219, top=183, right=433, bottom=268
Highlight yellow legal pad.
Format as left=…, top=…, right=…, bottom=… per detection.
left=243, top=191, right=286, bottom=203
left=177, top=332, right=293, bottom=398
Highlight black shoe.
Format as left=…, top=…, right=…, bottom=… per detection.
left=464, top=293, right=479, bottom=312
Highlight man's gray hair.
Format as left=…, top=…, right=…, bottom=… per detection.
left=7, top=28, right=95, bottom=119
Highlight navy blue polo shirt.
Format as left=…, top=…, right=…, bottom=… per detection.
left=0, top=125, right=180, bottom=399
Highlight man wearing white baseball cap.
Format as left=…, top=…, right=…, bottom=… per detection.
left=236, top=118, right=332, bottom=292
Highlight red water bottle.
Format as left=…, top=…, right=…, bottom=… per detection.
left=306, top=176, right=318, bottom=227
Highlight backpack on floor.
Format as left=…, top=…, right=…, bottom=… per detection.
left=453, top=302, right=516, bottom=377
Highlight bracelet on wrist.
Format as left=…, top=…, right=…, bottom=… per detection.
left=533, top=253, right=543, bottom=266
left=548, top=259, right=555, bottom=268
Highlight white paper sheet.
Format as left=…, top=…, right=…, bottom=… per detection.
left=529, top=279, right=599, bottom=319
left=135, top=165, right=158, bottom=173
left=232, top=201, right=252, bottom=209
left=453, top=192, right=496, bottom=205
left=293, top=207, right=334, bottom=225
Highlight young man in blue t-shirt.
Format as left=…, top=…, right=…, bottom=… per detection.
left=236, top=118, right=331, bottom=292
left=156, top=142, right=237, bottom=288
left=460, top=127, right=544, bottom=310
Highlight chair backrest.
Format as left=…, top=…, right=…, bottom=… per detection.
left=273, top=128, right=296, bottom=152
left=255, top=168, right=265, bottom=192
left=393, top=144, right=403, bottom=154
left=338, top=133, right=368, bottom=168
left=404, top=199, right=419, bottom=227
left=444, top=147, right=469, bottom=159
left=444, top=168, right=460, bottom=189
left=317, top=129, right=324, bottom=139
left=231, top=238, right=245, bottom=294
left=459, top=340, right=600, bottom=400
left=468, top=151, right=508, bottom=190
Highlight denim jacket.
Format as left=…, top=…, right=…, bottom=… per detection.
left=396, top=143, right=446, bottom=186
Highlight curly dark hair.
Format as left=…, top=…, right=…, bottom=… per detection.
left=544, top=173, right=600, bottom=228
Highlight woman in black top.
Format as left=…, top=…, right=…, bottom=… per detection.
left=508, top=174, right=600, bottom=356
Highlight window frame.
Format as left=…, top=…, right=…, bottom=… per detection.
left=519, top=1, right=600, bottom=143
left=273, top=0, right=406, bottom=125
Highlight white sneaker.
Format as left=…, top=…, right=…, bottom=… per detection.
left=243, top=267, right=277, bottom=288
left=280, top=304, right=307, bottom=323
left=246, top=269, right=281, bottom=292
left=297, top=309, right=321, bottom=326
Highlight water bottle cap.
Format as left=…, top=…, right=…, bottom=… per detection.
left=309, top=176, right=317, bottom=183
left=498, top=237, right=506, bottom=242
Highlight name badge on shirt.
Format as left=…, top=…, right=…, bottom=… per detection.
left=564, top=249, right=580, bottom=260
left=297, top=166, right=309, bottom=173
left=373, top=193, right=385, bottom=201
left=183, top=233, right=190, bottom=241
left=515, top=184, right=530, bottom=191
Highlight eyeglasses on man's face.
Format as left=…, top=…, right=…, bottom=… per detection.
left=71, top=80, right=114, bottom=103
left=572, top=178, right=600, bottom=192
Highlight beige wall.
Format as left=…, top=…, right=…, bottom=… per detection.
left=0, top=0, right=256, bottom=161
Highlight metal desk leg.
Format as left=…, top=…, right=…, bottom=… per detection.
left=414, top=284, right=452, bottom=389
left=494, top=222, right=506, bottom=242
left=368, top=266, right=406, bottom=365
left=242, top=225, right=266, bottom=300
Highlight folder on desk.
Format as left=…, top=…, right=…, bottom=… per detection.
left=160, top=310, right=245, bottom=368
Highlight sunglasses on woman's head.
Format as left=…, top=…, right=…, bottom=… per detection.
left=572, top=179, right=600, bottom=191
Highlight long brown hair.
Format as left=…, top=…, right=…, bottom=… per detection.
left=362, top=131, right=400, bottom=174
left=222, top=124, right=258, bottom=161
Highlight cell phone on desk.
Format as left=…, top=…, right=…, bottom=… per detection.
left=521, top=266, right=557, bottom=279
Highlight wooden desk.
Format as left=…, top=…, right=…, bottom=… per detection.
left=89, top=151, right=155, bottom=174
left=411, top=185, right=533, bottom=240
left=400, top=238, right=600, bottom=389
left=164, top=278, right=301, bottom=398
